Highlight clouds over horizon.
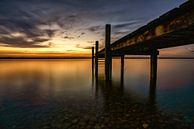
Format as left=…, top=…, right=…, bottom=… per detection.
left=0, top=0, right=192, bottom=56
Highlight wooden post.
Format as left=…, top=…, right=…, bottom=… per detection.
left=150, top=50, right=159, bottom=97
left=95, top=41, right=99, bottom=79
left=92, top=47, right=95, bottom=74
left=105, top=24, right=112, bottom=81
left=92, top=47, right=95, bottom=60
left=120, top=55, right=124, bottom=87
left=92, top=47, right=95, bottom=88
left=95, top=41, right=99, bottom=96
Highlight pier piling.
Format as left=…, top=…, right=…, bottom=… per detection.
left=92, top=47, right=95, bottom=87
left=95, top=41, right=99, bottom=80
left=92, top=47, right=95, bottom=75
left=105, top=24, right=112, bottom=81
left=120, top=55, right=124, bottom=86
left=150, top=50, right=159, bottom=94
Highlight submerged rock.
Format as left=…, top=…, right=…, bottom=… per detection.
left=143, top=123, right=149, bottom=128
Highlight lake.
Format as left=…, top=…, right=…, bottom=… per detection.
left=0, top=59, right=193, bottom=129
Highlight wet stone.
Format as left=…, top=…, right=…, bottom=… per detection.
left=72, top=119, right=79, bottom=124
left=143, top=123, right=149, bottom=128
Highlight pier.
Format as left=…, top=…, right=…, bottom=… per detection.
left=92, top=0, right=194, bottom=89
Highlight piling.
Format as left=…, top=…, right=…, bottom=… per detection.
left=92, top=47, right=95, bottom=74
left=105, top=24, right=112, bottom=81
left=150, top=50, right=159, bottom=94
left=95, top=41, right=99, bottom=79
left=92, top=47, right=95, bottom=88
left=120, top=55, right=124, bottom=86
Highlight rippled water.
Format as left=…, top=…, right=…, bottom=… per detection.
left=0, top=59, right=193, bottom=129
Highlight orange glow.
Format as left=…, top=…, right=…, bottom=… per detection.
left=0, top=46, right=91, bottom=57
left=0, top=37, right=93, bottom=57
left=0, top=30, right=98, bottom=57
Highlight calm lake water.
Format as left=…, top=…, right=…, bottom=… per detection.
left=0, top=59, right=193, bottom=129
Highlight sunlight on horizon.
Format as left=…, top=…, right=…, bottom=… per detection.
left=0, top=0, right=193, bottom=57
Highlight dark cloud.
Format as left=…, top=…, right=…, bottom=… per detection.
left=0, top=36, right=49, bottom=48
left=0, top=0, right=186, bottom=48
left=113, top=21, right=140, bottom=29
left=44, top=29, right=57, bottom=38
left=76, top=44, right=92, bottom=49
left=77, top=32, right=86, bottom=38
left=64, top=36, right=75, bottom=40
left=81, top=32, right=85, bottom=35
left=88, top=25, right=103, bottom=33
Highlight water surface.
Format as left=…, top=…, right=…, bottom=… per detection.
left=0, top=59, right=193, bottom=129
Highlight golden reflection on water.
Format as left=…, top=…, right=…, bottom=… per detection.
left=157, top=59, right=194, bottom=89
left=0, top=59, right=193, bottom=103
left=110, top=59, right=194, bottom=90
left=0, top=59, right=193, bottom=128
left=0, top=59, right=92, bottom=104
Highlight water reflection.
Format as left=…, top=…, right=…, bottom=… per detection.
left=0, top=59, right=92, bottom=104
left=93, top=58, right=156, bottom=105
left=0, top=59, right=193, bottom=129
left=93, top=67, right=188, bottom=128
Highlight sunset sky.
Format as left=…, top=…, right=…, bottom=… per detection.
left=0, top=0, right=193, bottom=57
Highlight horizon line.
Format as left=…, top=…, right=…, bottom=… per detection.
left=0, top=56, right=194, bottom=59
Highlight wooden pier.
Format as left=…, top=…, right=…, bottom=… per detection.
left=93, top=1, right=194, bottom=89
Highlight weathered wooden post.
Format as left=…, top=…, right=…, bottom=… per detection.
left=120, top=55, right=124, bottom=86
left=92, top=47, right=95, bottom=88
left=150, top=50, right=159, bottom=95
left=92, top=47, right=95, bottom=60
left=95, top=41, right=99, bottom=79
left=92, top=47, right=95, bottom=74
left=105, top=24, right=112, bottom=81
left=95, top=41, right=99, bottom=96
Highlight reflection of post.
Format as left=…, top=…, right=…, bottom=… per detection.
left=92, top=47, right=95, bottom=88
left=92, top=47, right=95, bottom=65
left=105, top=24, right=112, bottom=81
left=120, top=55, right=124, bottom=88
left=92, top=47, right=95, bottom=76
left=149, top=49, right=159, bottom=104
left=95, top=41, right=99, bottom=80
left=149, top=87, right=156, bottom=105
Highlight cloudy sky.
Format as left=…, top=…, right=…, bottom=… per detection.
left=0, top=0, right=193, bottom=57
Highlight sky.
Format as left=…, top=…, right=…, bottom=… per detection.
left=0, top=0, right=193, bottom=57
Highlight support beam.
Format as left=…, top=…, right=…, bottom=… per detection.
left=120, top=55, right=124, bottom=87
left=95, top=41, right=99, bottom=80
left=98, top=1, right=194, bottom=56
left=92, top=47, right=94, bottom=74
left=120, top=55, right=125, bottom=91
left=105, top=24, right=112, bottom=81
left=92, top=47, right=95, bottom=88
left=92, top=47, right=95, bottom=60
left=150, top=50, right=159, bottom=98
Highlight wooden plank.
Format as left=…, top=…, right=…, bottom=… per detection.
left=111, top=1, right=194, bottom=51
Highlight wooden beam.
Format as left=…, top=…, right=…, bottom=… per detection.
left=92, top=47, right=95, bottom=60
left=150, top=50, right=159, bottom=96
left=105, top=24, right=112, bottom=81
left=92, top=47, right=95, bottom=76
left=120, top=55, right=124, bottom=87
left=95, top=41, right=99, bottom=79
left=111, top=1, right=194, bottom=51
left=98, top=1, right=194, bottom=56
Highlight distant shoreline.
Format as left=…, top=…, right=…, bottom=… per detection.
left=0, top=56, right=194, bottom=59
left=0, top=57, right=91, bottom=59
